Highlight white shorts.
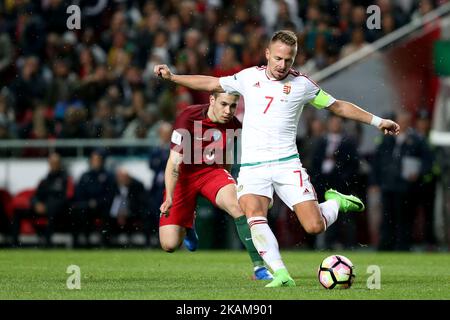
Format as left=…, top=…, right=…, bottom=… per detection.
left=237, top=158, right=317, bottom=210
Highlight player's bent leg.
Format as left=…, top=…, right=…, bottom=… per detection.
left=293, top=200, right=326, bottom=234
left=215, top=183, right=242, bottom=219
left=159, top=225, right=186, bottom=253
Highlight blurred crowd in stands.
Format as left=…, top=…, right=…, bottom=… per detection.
left=0, top=0, right=446, bottom=250
left=0, top=0, right=442, bottom=145
left=1, top=149, right=162, bottom=248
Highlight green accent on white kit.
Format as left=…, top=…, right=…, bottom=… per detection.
left=310, top=89, right=333, bottom=109
left=241, top=154, right=299, bottom=167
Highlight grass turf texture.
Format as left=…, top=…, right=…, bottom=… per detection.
left=0, top=250, right=449, bottom=299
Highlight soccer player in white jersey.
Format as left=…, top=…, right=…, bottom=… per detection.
left=154, top=30, right=400, bottom=288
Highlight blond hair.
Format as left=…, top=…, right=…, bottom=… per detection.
left=270, top=30, right=297, bottom=47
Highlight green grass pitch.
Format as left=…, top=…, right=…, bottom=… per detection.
left=0, top=249, right=449, bottom=300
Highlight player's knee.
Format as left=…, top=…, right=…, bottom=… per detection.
left=161, top=243, right=177, bottom=253
left=160, top=239, right=179, bottom=253
left=304, top=220, right=325, bottom=235
left=245, top=209, right=267, bottom=218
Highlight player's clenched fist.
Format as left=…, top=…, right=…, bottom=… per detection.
left=154, top=64, right=172, bottom=80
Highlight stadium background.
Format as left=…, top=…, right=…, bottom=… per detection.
left=0, top=0, right=449, bottom=252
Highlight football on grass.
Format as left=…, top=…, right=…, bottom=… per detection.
left=318, top=255, right=355, bottom=289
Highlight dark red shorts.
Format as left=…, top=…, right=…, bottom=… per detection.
left=159, top=168, right=236, bottom=229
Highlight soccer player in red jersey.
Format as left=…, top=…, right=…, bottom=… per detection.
left=159, top=92, right=272, bottom=280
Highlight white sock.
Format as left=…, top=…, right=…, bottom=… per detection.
left=319, top=200, right=339, bottom=230
left=247, top=217, right=285, bottom=272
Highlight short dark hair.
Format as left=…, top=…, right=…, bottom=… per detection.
left=270, top=30, right=297, bottom=47
left=211, top=92, right=240, bottom=99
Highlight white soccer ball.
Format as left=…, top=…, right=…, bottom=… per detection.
left=318, top=255, right=355, bottom=289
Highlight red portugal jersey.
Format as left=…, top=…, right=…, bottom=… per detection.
left=170, top=104, right=242, bottom=176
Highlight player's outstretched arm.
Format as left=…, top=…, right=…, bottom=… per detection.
left=328, top=100, right=400, bottom=135
left=160, top=150, right=183, bottom=215
left=154, top=64, right=224, bottom=93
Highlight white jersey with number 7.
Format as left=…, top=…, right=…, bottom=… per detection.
left=219, top=66, right=336, bottom=165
